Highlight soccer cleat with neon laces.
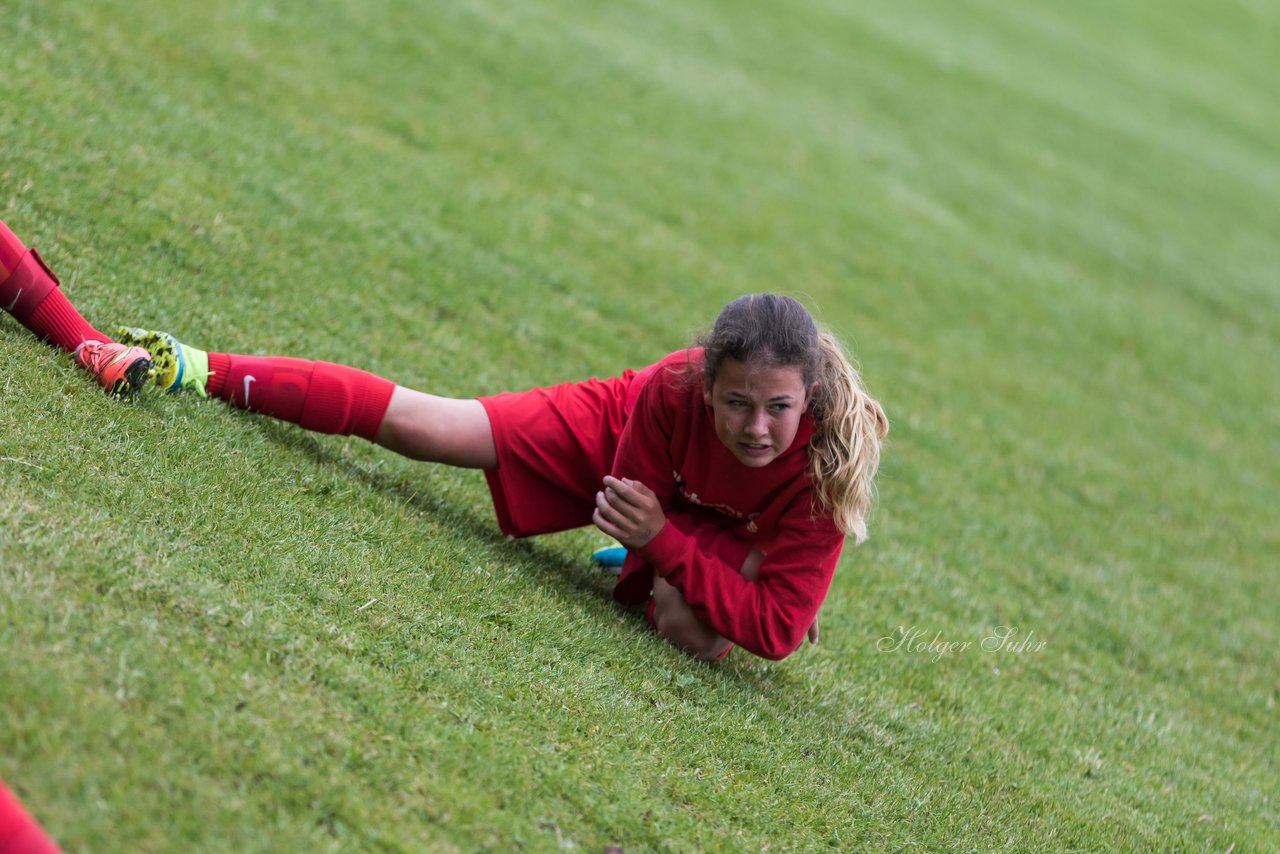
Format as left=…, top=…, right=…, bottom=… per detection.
left=115, top=325, right=210, bottom=396
left=72, top=340, right=153, bottom=397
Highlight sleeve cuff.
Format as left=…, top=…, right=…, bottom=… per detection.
left=638, top=520, right=754, bottom=581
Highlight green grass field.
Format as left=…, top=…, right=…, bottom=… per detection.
left=2, top=0, right=1276, bottom=850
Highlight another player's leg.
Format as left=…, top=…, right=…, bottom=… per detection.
left=0, top=778, right=61, bottom=854
left=1, top=219, right=152, bottom=395
left=117, top=325, right=497, bottom=467
left=69, top=340, right=154, bottom=398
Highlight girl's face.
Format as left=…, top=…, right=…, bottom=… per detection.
left=705, top=358, right=813, bottom=468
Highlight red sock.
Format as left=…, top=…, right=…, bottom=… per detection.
left=205, top=353, right=395, bottom=441
left=0, top=780, right=62, bottom=854
left=0, top=220, right=112, bottom=352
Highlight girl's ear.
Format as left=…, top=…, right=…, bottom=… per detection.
left=807, top=381, right=819, bottom=407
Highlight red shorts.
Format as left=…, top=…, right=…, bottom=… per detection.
left=478, top=371, right=642, bottom=538
left=478, top=366, right=734, bottom=661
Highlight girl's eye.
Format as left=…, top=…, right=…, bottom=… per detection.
left=727, top=399, right=748, bottom=409
left=770, top=404, right=790, bottom=413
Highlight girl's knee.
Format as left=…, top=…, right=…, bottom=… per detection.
left=651, top=578, right=690, bottom=633
left=652, top=575, right=681, bottom=610
left=676, top=628, right=732, bottom=660
left=652, top=593, right=730, bottom=660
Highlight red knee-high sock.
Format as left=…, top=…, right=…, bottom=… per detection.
left=0, top=220, right=113, bottom=352
left=205, top=353, right=395, bottom=441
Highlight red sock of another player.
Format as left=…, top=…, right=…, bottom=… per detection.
left=0, top=219, right=113, bottom=352
left=205, top=353, right=395, bottom=441
left=0, top=779, right=62, bottom=854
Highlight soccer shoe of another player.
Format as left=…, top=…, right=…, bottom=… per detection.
left=72, top=340, right=153, bottom=398
left=115, top=325, right=210, bottom=396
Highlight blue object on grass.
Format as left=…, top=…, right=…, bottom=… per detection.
left=591, top=546, right=628, bottom=568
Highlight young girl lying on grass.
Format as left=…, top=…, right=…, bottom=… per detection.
left=1, top=218, right=888, bottom=661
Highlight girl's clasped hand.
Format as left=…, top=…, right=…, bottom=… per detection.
left=593, top=475, right=666, bottom=550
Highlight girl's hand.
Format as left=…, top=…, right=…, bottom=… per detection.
left=594, top=476, right=665, bottom=549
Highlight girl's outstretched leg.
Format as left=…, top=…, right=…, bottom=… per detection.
left=116, top=326, right=497, bottom=467
left=203, top=351, right=397, bottom=444
left=374, top=387, right=497, bottom=468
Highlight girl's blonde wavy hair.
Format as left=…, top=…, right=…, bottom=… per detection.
left=700, top=294, right=889, bottom=543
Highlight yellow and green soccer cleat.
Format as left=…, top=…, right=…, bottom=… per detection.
left=115, top=326, right=211, bottom=397
left=72, top=340, right=153, bottom=398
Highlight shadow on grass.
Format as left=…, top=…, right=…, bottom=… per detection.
left=245, top=416, right=816, bottom=693
left=250, top=418, right=633, bottom=602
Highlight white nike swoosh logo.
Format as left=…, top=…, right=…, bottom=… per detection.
left=243, top=375, right=256, bottom=407
left=4, top=288, right=21, bottom=312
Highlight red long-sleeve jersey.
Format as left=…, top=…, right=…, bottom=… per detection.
left=611, top=349, right=846, bottom=660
